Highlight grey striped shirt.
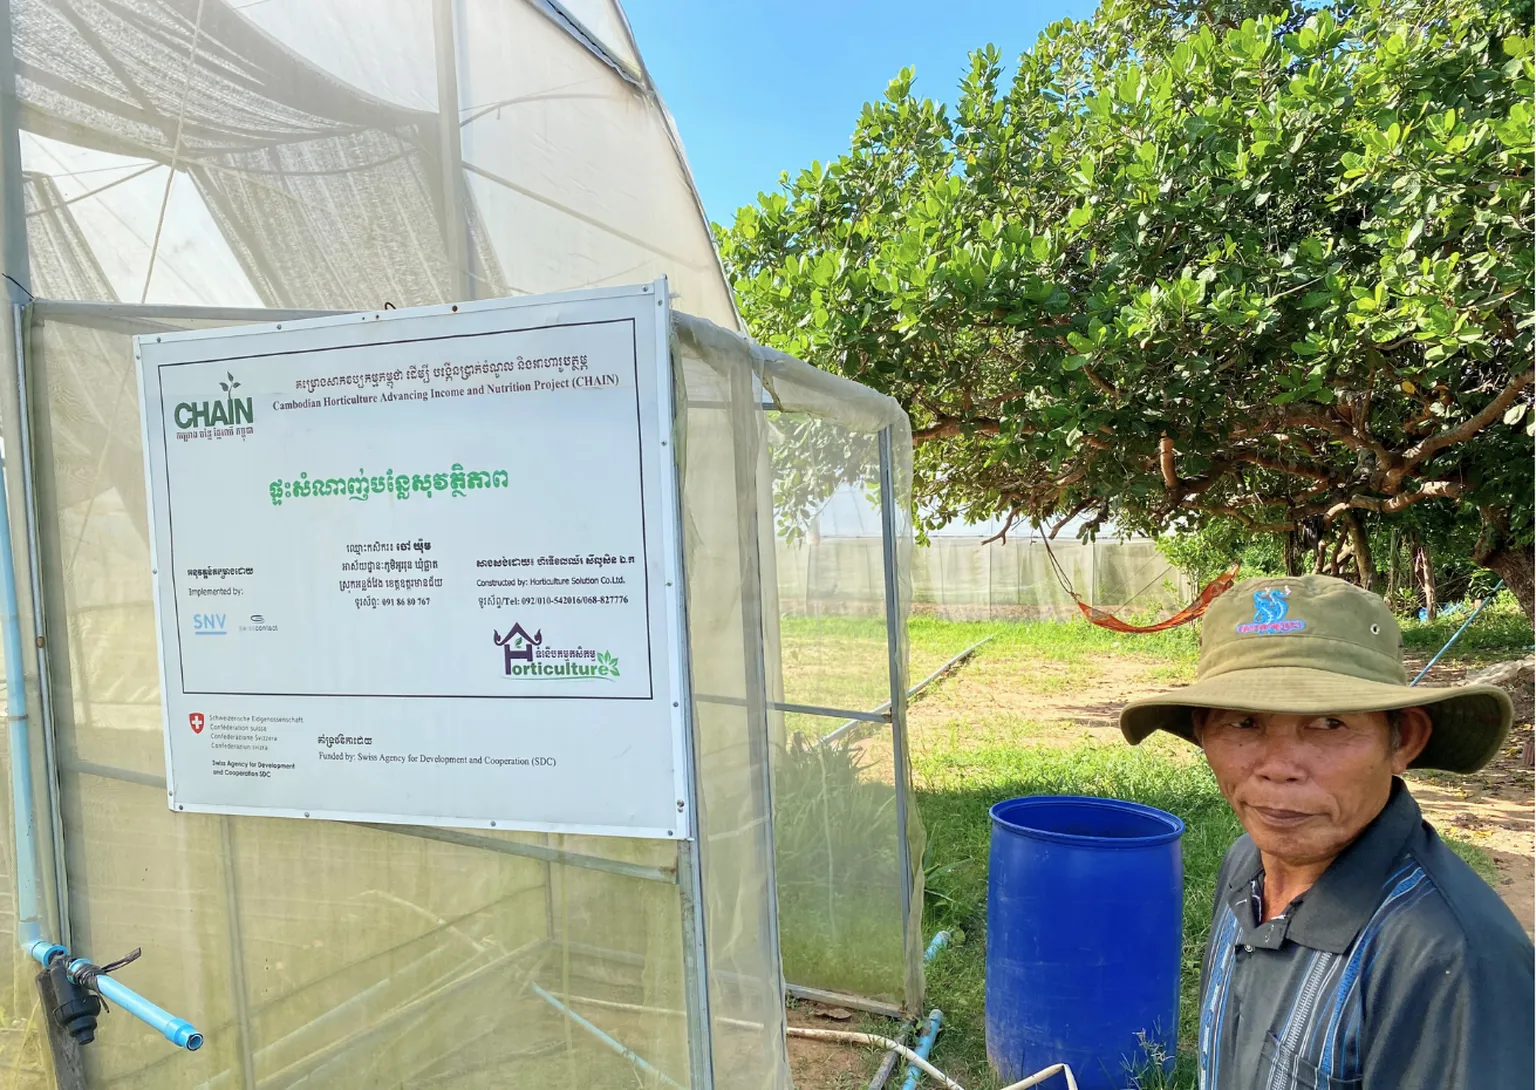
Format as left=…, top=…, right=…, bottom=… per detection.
left=1198, top=779, right=1534, bottom=1089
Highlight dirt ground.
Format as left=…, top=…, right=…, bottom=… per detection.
left=785, top=1005, right=891, bottom=1090
left=1400, top=656, right=1535, bottom=934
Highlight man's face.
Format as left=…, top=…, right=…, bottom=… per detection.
left=1196, top=708, right=1429, bottom=868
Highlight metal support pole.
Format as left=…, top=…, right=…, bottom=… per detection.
left=878, top=428, right=916, bottom=1008
left=532, top=983, right=684, bottom=1089
left=219, top=818, right=258, bottom=1089
left=13, top=303, right=68, bottom=947
left=816, top=636, right=993, bottom=748
left=0, top=0, right=28, bottom=305
left=673, top=324, right=718, bottom=1090
left=0, top=391, right=41, bottom=950
left=677, top=837, right=715, bottom=1090
left=432, top=0, right=472, bottom=300
left=726, top=351, right=785, bottom=974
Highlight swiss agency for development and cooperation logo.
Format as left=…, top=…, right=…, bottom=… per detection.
left=494, top=623, right=620, bottom=681
left=1235, top=586, right=1306, bottom=635
left=172, top=371, right=255, bottom=441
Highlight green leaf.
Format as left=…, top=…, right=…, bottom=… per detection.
left=716, top=0, right=1532, bottom=561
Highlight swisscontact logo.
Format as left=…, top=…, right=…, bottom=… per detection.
left=173, top=371, right=254, bottom=436
left=493, top=623, right=620, bottom=681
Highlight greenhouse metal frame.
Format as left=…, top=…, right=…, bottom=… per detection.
left=0, top=2, right=924, bottom=1088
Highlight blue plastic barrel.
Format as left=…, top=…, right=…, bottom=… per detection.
left=986, top=796, right=1184, bottom=1089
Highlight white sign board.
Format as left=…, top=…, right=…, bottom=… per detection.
left=136, top=282, right=691, bottom=838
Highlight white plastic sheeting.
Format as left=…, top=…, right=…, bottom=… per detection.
left=12, top=0, right=734, bottom=320
left=0, top=1, right=924, bottom=1087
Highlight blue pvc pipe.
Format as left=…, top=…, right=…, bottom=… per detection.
left=900, top=1008, right=942, bottom=1090
left=0, top=452, right=202, bottom=1051
left=1411, top=579, right=1505, bottom=686
left=923, top=931, right=950, bottom=963
left=23, top=943, right=203, bottom=1050
left=68, top=958, right=202, bottom=1050
left=0, top=447, right=42, bottom=949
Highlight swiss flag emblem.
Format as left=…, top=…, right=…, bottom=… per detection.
left=189, top=713, right=205, bottom=734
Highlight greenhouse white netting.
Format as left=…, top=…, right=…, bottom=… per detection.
left=0, top=2, right=924, bottom=1087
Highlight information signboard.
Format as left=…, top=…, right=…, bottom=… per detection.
left=136, top=282, right=691, bottom=838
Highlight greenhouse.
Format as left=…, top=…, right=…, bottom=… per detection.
left=0, top=1, right=923, bottom=1087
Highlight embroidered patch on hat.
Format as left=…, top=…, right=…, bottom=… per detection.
left=1235, top=587, right=1306, bottom=635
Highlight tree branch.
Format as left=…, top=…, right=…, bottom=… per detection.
left=1159, top=435, right=1178, bottom=490
left=1081, top=365, right=1119, bottom=398
left=1325, top=479, right=1462, bottom=517
left=1049, top=499, right=1094, bottom=537
left=912, top=417, right=1001, bottom=443
left=1231, top=450, right=1334, bottom=482
left=982, top=509, right=1023, bottom=546
left=1279, top=404, right=1397, bottom=466
left=1392, top=369, right=1534, bottom=483
left=1193, top=503, right=1295, bottom=533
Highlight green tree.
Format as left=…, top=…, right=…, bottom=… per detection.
left=719, top=0, right=1535, bottom=617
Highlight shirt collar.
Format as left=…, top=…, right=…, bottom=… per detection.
left=1221, top=778, right=1422, bottom=955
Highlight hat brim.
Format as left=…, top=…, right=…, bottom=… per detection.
left=1120, top=666, right=1515, bottom=774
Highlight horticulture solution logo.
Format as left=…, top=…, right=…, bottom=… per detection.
left=493, top=624, right=620, bottom=681
left=173, top=371, right=255, bottom=442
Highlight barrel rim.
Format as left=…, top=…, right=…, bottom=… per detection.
left=988, top=794, right=1186, bottom=846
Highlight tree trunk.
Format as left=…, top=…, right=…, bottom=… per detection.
left=1328, top=535, right=1347, bottom=577
left=1413, top=537, right=1438, bottom=621
left=1283, top=531, right=1299, bottom=577
left=1474, top=507, right=1536, bottom=622
left=1384, top=529, right=1399, bottom=605
left=1480, top=548, right=1534, bottom=619
left=1343, top=512, right=1375, bottom=592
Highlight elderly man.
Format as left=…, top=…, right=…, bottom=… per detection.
left=1120, top=575, right=1533, bottom=1090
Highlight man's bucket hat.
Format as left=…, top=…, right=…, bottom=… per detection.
left=1120, top=575, right=1514, bottom=773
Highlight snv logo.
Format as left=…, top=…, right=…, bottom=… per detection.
left=193, top=613, right=227, bottom=636
left=174, top=372, right=253, bottom=429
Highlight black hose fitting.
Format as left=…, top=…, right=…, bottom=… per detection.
left=46, top=953, right=101, bottom=1045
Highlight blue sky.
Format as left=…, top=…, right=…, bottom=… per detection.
left=623, top=0, right=1096, bottom=227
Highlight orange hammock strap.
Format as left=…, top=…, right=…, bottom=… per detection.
left=1038, top=533, right=1238, bottom=633
left=1073, top=565, right=1240, bottom=633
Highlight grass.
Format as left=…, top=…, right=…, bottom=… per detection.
left=1400, top=591, right=1533, bottom=659
left=916, top=740, right=1238, bottom=1090
left=777, top=614, right=1201, bottom=736
left=776, top=735, right=907, bottom=1001
left=777, top=615, right=1001, bottom=737
left=777, top=609, right=1522, bottom=1090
